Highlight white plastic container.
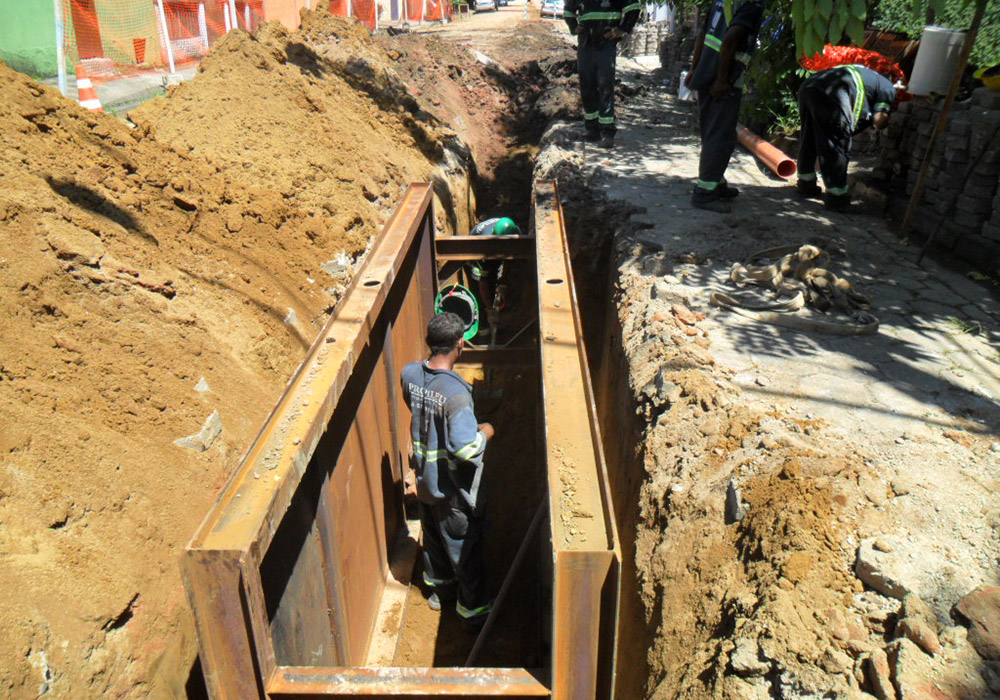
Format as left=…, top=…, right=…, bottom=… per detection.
left=908, top=26, right=966, bottom=96
left=678, top=71, right=694, bottom=101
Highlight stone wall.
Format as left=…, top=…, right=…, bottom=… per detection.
left=655, top=24, right=696, bottom=91
left=622, top=21, right=676, bottom=59
left=877, top=88, right=1000, bottom=266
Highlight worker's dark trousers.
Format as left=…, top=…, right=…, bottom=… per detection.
left=420, top=499, right=490, bottom=622
left=578, top=30, right=617, bottom=136
left=797, top=84, right=853, bottom=195
left=696, top=87, right=742, bottom=190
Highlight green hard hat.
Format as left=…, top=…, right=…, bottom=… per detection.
left=492, top=217, right=520, bottom=236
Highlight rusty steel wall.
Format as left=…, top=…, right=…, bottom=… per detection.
left=182, top=182, right=620, bottom=700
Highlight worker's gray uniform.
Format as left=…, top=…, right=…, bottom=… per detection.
left=564, top=0, right=640, bottom=137
left=401, top=361, right=491, bottom=623
left=689, top=0, right=764, bottom=192
left=797, top=65, right=896, bottom=195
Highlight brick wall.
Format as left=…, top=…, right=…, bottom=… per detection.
left=877, top=88, right=1000, bottom=265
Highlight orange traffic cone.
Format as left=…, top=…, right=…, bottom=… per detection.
left=75, top=64, right=104, bottom=113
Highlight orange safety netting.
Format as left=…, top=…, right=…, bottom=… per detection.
left=59, top=0, right=443, bottom=79
left=800, top=45, right=906, bottom=84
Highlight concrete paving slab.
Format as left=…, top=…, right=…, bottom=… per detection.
left=581, top=66, right=1000, bottom=445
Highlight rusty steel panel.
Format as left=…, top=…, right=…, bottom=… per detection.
left=189, top=184, right=434, bottom=556
left=185, top=185, right=435, bottom=700
left=435, top=235, right=536, bottom=261
left=534, top=181, right=621, bottom=700
left=267, top=667, right=551, bottom=698
left=181, top=549, right=264, bottom=700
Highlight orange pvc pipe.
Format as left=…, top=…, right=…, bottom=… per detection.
left=737, top=124, right=797, bottom=180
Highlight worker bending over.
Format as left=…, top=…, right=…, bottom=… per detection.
left=401, top=312, right=495, bottom=631
left=564, top=0, right=641, bottom=149
left=467, top=217, right=521, bottom=335
left=686, top=0, right=765, bottom=213
left=796, top=64, right=896, bottom=210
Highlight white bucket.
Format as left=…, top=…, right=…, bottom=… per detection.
left=908, top=26, right=966, bottom=96
left=678, top=71, right=694, bottom=101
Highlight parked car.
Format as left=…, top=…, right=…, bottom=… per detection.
left=470, top=0, right=500, bottom=10
left=540, top=0, right=565, bottom=18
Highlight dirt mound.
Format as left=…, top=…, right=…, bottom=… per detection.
left=0, top=9, right=465, bottom=696
left=131, top=11, right=446, bottom=252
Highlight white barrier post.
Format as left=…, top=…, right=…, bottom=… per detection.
left=230, top=0, right=239, bottom=29
left=156, top=0, right=177, bottom=74
left=244, top=3, right=250, bottom=27
left=52, top=0, right=67, bottom=95
left=348, top=0, right=354, bottom=18
left=198, top=1, right=209, bottom=51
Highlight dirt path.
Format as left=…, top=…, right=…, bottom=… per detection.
left=537, top=55, right=1000, bottom=699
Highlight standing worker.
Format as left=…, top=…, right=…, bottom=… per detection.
left=401, top=312, right=495, bottom=631
left=564, top=0, right=641, bottom=149
left=685, top=0, right=765, bottom=213
left=795, top=64, right=896, bottom=210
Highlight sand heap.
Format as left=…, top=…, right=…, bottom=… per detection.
left=0, top=9, right=464, bottom=696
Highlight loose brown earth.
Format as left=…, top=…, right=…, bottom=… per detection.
left=6, top=2, right=997, bottom=698
left=0, top=5, right=499, bottom=696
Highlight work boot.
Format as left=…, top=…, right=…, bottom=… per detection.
left=691, top=186, right=732, bottom=214
left=598, top=134, right=615, bottom=149
left=426, top=588, right=456, bottom=612
left=824, top=192, right=851, bottom=211
left=717, top=181, right=740, bottom=199
left=797, top=179, right=822, bottom=198
left=583, top=129, right=601, bottom=143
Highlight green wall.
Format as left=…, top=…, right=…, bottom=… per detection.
left=0, top=0, right=59, bottom=78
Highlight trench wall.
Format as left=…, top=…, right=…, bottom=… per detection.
left=877, top=87, right=1000, bottom=266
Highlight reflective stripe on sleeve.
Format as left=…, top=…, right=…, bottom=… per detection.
left=579, top=10, right=621, bottom=20
left=454, top=433, right=484, bottom=460
left=845, top=65, right=865, bottom=129
left=622, top=2, right=641, bottom=11
left=703, top=34, right=722, bottom=51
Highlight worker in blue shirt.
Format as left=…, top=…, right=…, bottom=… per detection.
left=564, top=0, right=641, bottom=148
left=796, top=64, right=897, bottom=210
left=685, top=0, right=765, bottom=213
left=400, top=312, right=495, bottom=630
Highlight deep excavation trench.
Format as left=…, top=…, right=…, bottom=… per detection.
left=389, top=49, right=651, bottom=679
left=436, top=52, right=653, bottom=689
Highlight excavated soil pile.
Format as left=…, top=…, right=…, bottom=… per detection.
left=0, top=9, right=463, bottom=697
left=132, top=10, right=452, bottom=249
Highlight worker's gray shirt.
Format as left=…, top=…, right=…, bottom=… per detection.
left=401, top=361, right=487, bottom=513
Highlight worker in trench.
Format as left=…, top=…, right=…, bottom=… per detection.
left=400, top=312, right=495, bottom=631
left=795, top=64, right=897, bottom=210
left=684, top=0, right=765, bottom=213
left=564, top=0, right=641, bottom=149
left=466, top=216, right=521, bottom=338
